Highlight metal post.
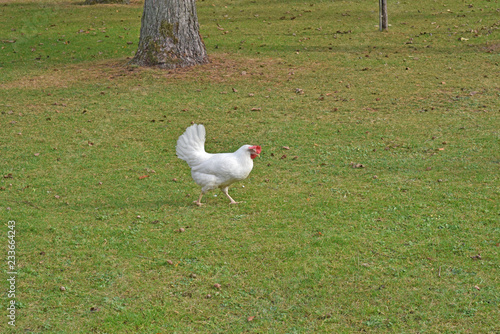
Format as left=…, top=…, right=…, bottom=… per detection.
left=379, top=0, right=388, bottom=31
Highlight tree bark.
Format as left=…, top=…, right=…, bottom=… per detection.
left=131, top=0, right=208, bottom=69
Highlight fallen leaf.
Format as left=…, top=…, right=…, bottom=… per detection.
left=318, top=313, right=332, bottom=320
left=34, top=153, right=40, bottom=156
left=214, top=283, right=222, bottom=289
left=247, top=316, right=255, bottom=322
left=251, top=107, right=261, bottom=111
left=282, top=146, right=290, bottom=150
left=138, top=175, right=149, bottom=180
left=166, top=260, right=174, bottom=265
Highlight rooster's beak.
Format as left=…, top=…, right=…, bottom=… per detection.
left=249, top=145, right=261, bottom=159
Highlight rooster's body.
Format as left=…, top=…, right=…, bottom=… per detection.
left=176, top=124, right=261, bottom=206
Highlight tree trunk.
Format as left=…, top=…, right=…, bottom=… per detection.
left=131, top=0, right=208, bottom=69
left=379, top=0, right=388, bottom=31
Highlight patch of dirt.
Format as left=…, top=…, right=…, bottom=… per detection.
left=480, top=42, right=500, bottom=53
left=0, top=60, right=132, bottom=90
left=156, top=53, right=287, bottom=83
left=0, top=54, right=287, bottom=90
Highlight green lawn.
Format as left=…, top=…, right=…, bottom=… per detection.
left=1, top=0, right=499, bottom=332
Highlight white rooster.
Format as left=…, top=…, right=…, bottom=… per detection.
left=176, top=124, right=261, bottom=206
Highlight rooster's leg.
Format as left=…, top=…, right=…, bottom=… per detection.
left=194, top=192, right=204, bottom=207
left=221, top=187, right=238, bottom=205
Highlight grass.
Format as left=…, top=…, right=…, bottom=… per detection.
left=1, top=0, right=499, bottom=332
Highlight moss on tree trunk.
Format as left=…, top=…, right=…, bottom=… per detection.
left=131, top=0, right=208, bottom=69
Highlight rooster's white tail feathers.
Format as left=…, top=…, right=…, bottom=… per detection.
left=176, top=124, right=208, bottom=167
